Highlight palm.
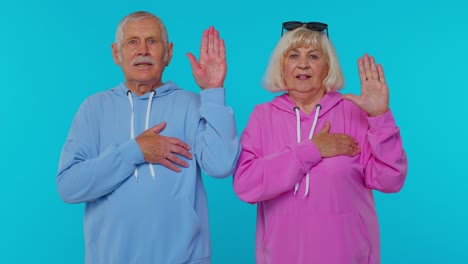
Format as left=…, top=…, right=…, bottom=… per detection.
left=186, top=26, right=226, bottom=89
left=343, top=54, right=389, bottom=117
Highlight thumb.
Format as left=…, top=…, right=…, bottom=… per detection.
left=342, top=94, right=362, bottom=106
left=186, top=52, right=199, bottom=71
left=151, top=121, right=167, bottom=134
left=318, top=121, right=330, bottom=134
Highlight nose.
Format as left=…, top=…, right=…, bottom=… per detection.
left=297, top=57, right=309, bottom=69
left=297, top=60, right=309, bottom=70
left=137, top=42, right=149, bottom=56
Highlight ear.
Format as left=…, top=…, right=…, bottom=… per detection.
left=165, top=42, right=174, bottom=66
left=111, top=43, right=121, bottom=65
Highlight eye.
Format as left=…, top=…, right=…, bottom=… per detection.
left=309, top=54, right=318, bottom=60
left=288, top=53, right=298, bottom=59
left=147, top=39, right=157, bottom=45
left=128, top=39, right=138, bottom=46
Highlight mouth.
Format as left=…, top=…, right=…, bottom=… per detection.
left=134, top=63, right=153, bottom=67
left=296, top=74, right=311, bottom=80
left=132, top=57, right=156, bottom=67
left=133, top=63, right=154, bottom=70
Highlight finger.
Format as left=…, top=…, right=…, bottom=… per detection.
left=318, top=121, right=330, bottom=134
left=334, top=133, right=357, bottom=144
left=370, top=56, right=379, bottom=80
left=349, top=142, right=361, bottom=155
left=363, top=54, right=372, bottom=80
left=171, top=145, right=193, bottom=160
left=168, top=137, right=191, bottom=151
left=219, top=39, right=226, bottom=60
left=151, top=122, right=167, bottom=134
left=358, top=57, right=366, bottom=83
left=200, top=29, right=208, bottom=54
left=186, top=52, right=200, bottom=71
left=343, top=136, right=359, bottom=147
left=213, top=28, right=220, bottom=55
left=335, top=138, right=359, bottom=156
left=344, top=145, right=361, bottom=156
left=168, top=154, right=190, bottom=168
left=208, top=26, right=214, bottom=53
left=160, top=159, right=182, bottom=172
left=377, top=64, right=386, bottom=84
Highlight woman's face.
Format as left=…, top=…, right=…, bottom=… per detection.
left=283, top=45, right=328, bottom=94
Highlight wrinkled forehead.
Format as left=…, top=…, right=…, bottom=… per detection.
left=122, top=18, right=162, bottom=36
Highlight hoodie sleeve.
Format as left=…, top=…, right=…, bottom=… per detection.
left=233, top=106, right=322, bottom=203
left=193, top=88, right=240, bottom=178
left=56, top=98, right=145, bottom=203
left=361, top=110, right=407, bottom=193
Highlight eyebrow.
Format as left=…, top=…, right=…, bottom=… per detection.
left=124, top=35, right=159, bottom=41
left=289, top=47, right=320, bottom=53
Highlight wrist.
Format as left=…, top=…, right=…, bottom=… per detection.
left=369, top=108, right=389, bottom=117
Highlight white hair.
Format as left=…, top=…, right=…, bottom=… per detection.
left=114, top=11, right=169, bottom=61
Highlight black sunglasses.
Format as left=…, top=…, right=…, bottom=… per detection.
left=281, top=21, right=329, bottom=37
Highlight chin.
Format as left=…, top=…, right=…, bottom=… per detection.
left=135, top=73, right=158, bottom=81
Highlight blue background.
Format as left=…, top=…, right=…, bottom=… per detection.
left=1, top=0, right=467, bottom=263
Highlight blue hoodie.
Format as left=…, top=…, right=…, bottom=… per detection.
left=57, top=81, right=240, bottom=264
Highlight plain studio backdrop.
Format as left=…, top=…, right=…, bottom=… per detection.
left=1, top=0, right=466, bottom=263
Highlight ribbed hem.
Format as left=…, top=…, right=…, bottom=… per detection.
left=294, top=140, right=322, bottom=173
left=367, top=110, right=395, bottom=129
left=117, top=139, right=145, bottom=166
left=200, top=87, right=225, bottom=106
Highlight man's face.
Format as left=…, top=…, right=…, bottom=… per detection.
left=112, top=18, right=173, bottom=90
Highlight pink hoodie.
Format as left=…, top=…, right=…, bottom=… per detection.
left=233, top=92, right=407, bottom=264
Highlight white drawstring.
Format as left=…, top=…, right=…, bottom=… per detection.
left=127, top=90, right=157, bottom=181
left=293, top=107, right=301, bottom=195
left=127, top=91, right=139, bottom=180
left=146, top=91, right=156, bottom=180
left=293, top=104, right=322, bottom=197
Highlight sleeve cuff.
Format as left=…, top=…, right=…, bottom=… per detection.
left=117, top=139, right=145, bottom=166
left=293, top=140, right=322, bottom=172
left=367, top=110, right=396, bottom=129
left=200, top=87, right=226, bottom=106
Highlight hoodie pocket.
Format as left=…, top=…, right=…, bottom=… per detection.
left=263, top=211, right=371, bottom=264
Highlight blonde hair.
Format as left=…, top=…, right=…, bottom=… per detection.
left=262, top=27, right=344, bottom=92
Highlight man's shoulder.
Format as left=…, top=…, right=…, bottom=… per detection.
left=77, top=87, right=122, bottom=111
left=86, top=86, right=122, bottom=100
left=165, top=88, right=199, bottom=102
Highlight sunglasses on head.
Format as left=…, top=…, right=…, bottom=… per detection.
left=281, top=21, right=329, bottom=37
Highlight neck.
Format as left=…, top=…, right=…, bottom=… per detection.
left=288, top=89, right=324, bottom=115
left=126, top=81, right=162, bottom=96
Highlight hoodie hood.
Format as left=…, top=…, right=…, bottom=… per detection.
left=111, top=81, right=181, bottom=100
left=270, top=91, right=343, bottom=119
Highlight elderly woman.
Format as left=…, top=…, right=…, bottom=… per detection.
left=233, top=21, right=407, bottom=264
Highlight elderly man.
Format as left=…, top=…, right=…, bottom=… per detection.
left=57, top=11, right=240, bottom=264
